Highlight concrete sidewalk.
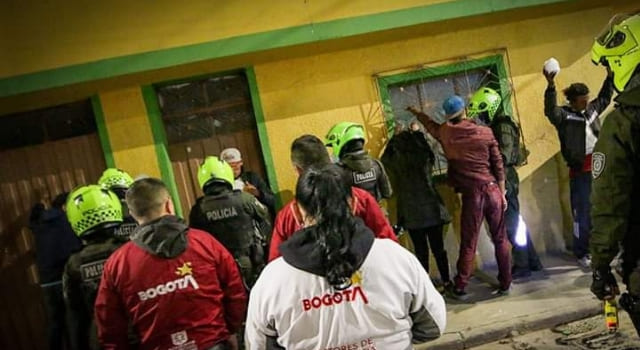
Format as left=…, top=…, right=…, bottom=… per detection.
left=417, top=254, right=603, bottom=350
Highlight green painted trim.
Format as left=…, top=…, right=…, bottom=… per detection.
left=91, top=95, right=115, bottom=168
left=245, top=67, right=282, bottom=209
left=494, top=56, right=515, bottom=117
left=0, top=0, right=574, bottom=98
left=140, top=85, right=183, bottom=218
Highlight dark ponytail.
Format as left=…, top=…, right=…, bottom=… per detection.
left=296, top=164, right=358, bottom=289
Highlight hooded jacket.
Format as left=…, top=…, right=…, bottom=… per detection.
left=381, top=130, right=451, bottom=229
left=95, top=215, right=247, bottom=350
left=268, top=187, right=396, bottom=262
left=246, top=219, right=446, bottom=349
left=29, top=205, right=82, bottom=284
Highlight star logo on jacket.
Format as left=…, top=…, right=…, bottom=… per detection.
left=175, top=262, right=193, bottom=276
left=350, top=270, right=363, bottom=286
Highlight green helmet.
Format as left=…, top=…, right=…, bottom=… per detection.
left=198, top=156, right=234, bottom=190
left=467, top=87, right=502, bottom=121
left=98, top=168, right=134, bottom=190
left=592, top=13, right=640, bottom=92
left=66, top=185, right=123, bottom=237
left=325, top=122, right=366, bottom=157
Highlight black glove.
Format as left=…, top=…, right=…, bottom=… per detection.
left=591, top=266, right=619, bottom=300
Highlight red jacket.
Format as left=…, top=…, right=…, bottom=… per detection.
left=95, top=217, right=247, bottom=350
left=268, top=187, right=396, bottom=261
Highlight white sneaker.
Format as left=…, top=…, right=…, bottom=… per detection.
left=578, top=255, right=592, bottom=268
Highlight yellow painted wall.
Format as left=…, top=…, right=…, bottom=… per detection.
left=0, top=0, right=448, bottom=78
left=256, top=3, right=633, bottom=193
left=99, top=87, right=161, bottom=178
left=252, top=1, right=635, bottom=259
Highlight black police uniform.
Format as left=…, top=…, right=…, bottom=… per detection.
left=590, top=78, right=640, bottom=335
left=189, top=187, right=272, bottom=288
left=63, top=229, right=124, bottom=350
left=490, top=114, right=542, bottom=273
left=110, top=190, right=138, bottom=242
left=339, top=150, right=393, bottom=202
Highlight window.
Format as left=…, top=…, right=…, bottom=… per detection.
left=156, top=74, right=255, bottom=144
left=154, top=72, right=270, bottom=215
left=377, top=54, right=521, bottom=176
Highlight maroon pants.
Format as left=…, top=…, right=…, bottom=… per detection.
left=454, top=182, right=512, bottom=290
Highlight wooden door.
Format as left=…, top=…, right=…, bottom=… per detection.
left=0, top=134, right=106, bottom=350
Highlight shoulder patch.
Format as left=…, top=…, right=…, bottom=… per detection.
left=592, top=152, right=606, bottom=180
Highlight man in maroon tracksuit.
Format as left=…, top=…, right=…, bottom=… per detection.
left=95, top=178, right=247, bottom=350
left=408, top=95, right=512, bottom=299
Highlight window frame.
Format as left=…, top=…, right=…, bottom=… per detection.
left=142, top=67, right=280, bottom=217
left=376, top=54, right=515, bottom=136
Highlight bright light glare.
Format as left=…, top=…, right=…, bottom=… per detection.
left=515, top=215, right=528, bottom=247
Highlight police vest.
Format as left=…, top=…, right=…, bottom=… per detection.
left=74, top=240, right=122, bottom=312
left=491, top=116, right=521, bottom=167
left=198, top=192, right=254, bottom=252
left=343, top=160, right=383, bottom=201
left=114, top=202, right=138, bottom=242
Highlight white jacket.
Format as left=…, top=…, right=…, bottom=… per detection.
left=245, top=232, right=446, bottom=350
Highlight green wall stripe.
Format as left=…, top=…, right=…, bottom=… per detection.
left=0, top=0, right=573, bottom=98
left=245, top=67, right=282, bottom=209
left=140, top=85, right=183, bottom=218
left=91, top=95, right=115, bottom=168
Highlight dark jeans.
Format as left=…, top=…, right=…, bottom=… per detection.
left=455, top=182, right=512, bottom=290
left=408, top=225, right=449, bottom=282
left=41, top=282, right=68, bottom=350
left=505, top=167, right=542, bottom=270
left=570, top=171, right=592, bottom=259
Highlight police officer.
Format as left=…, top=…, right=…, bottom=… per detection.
left=325, top=122, right=393, bottom=203
left=62, top=185, right=125, bottom=350
left=589, top=13, right=640, bottom=335
left=468, top=87, right=543, bottom=278
left=189, top=156, right=272, bottom=288
left=98, top=168, right=138, bottom=242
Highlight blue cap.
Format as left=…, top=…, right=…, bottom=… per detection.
left=442, top=95, right=465, bottom=119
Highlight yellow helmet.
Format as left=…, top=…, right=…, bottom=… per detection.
left=591, top=13, right=640, bottom=92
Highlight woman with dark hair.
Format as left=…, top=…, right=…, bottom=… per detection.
left=245, top=164, right=446, bottom=349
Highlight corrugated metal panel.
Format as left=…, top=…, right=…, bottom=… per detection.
left=0, top=133, right=105, bottom=350
left=169, top=129, right=267, bottom=218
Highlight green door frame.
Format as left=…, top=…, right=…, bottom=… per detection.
left=91, top=95, right=116, bottom=168
left=143, top=67, right=281, bottom=212
left=376, top=54, right=514, bottom=135
left=141, top=85, right=184, bottom=218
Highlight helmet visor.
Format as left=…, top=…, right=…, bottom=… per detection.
left=596, top=14, right=630, bottom=46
